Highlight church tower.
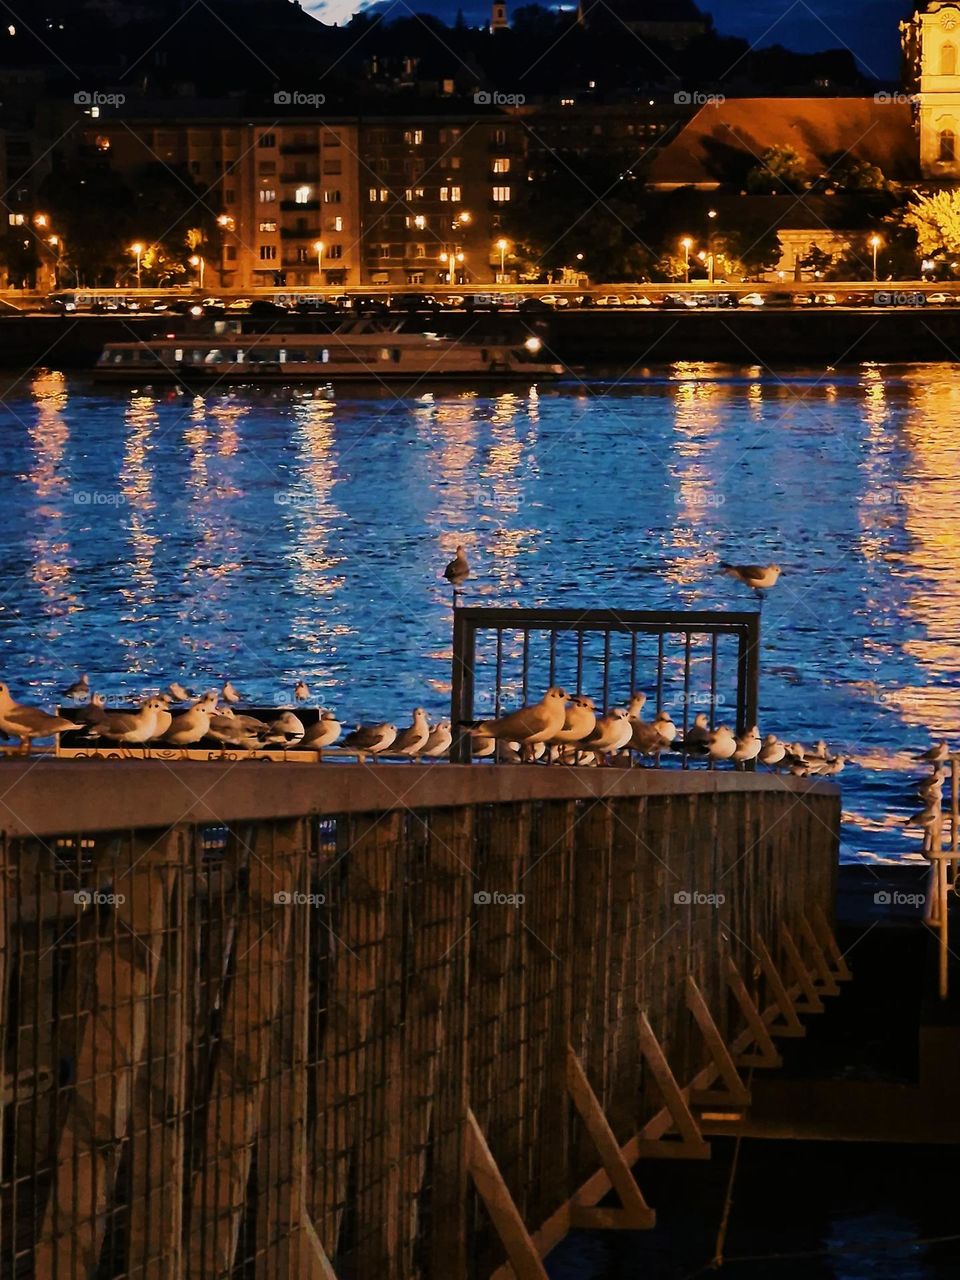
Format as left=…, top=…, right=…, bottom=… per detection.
left=491, top=0, right=508, bottom=30
left=903, top=2, right=960, bottom=178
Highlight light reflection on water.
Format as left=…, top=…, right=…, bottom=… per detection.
left=4, top=365, right=960, bottom=863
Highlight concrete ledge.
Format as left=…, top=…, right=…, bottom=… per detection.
left=0, top=761, right=839, bottom=837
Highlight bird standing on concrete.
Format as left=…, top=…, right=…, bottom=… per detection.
left=464, top=687, right=568, bottom=760
left=303, top=711, right=341, bottom=755
left=392, top=707, right=430, bottom=760
left=423, top=721, right=452, bottom=759
left=266, top=711, right=306, bottom=748
left=706, top=725, right=737, bottom=763
left=163, top=704, right=214, bottom=747
left=758, top=735, right=786, bottom=770
left=91, top=698, right=169, bottom=747
left=343, top=722, right=397, bottom=763
left=733, top=725, right=762, bottom=768
left=0, top=683, right=77, bottom=753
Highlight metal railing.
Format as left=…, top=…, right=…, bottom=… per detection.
left=450, top=607, right=760, bottom=764
left=0, top=762, right=838, bottom=1280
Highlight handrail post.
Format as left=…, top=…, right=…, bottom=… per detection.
left=450, top=608, right=476, bottom=764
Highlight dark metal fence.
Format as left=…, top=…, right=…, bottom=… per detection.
left=449, top=608, right=761, bottom=764
left=0, top=762, right=840, bottom=1280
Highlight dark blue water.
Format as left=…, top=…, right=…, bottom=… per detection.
left=3, top=364, right=959, bottom=863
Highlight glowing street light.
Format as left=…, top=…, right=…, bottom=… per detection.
left=495, top=237, right=509, bottom=275
left=189, top=253, right=205, bottom=289
left=869, top=233, right=882, bottom=281
left=130, top=241, right=144, bottom=287
left=680, top=236, right=693, bottom=283
left=313, top=239, right=325, bottom=285
left=34, top=213, right=49, bottom=228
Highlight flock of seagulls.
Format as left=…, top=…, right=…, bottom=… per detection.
left=907, top=740, right=951, bottom=851
left=462, top=687, right=844, bottom=772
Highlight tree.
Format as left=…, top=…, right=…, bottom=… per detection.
left=745, top=145, right=808, bottom=195
left=902, top=189, right=960, bottom=259
left=830, top=159, right=886, bottom=192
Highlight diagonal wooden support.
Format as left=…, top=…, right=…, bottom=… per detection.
left=755, top=934, right=805, bottom=1037
left=781, top=925, right=824, bottom=1014
left=724, top=955, right=782, bottom=1069
left=302, top=1207, right=341, bottom=1280
left=566, top=1045, right=656, bottom=1229
left=633, top=1012, right=710, bottom=1160
left=798, top=915, right=840, bottom=996
left=466, top=1109, right=549, bottom=1280
left=812, top=904, right=852, bottom=981
left=685, top=977, right=751, bottom=1108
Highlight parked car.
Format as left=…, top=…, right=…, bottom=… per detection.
left=226, top=298, right=253, bottom=311
left=790, top=294, right=814, bottom=306
left=538, top=294, right=570, bottom=308
left=738, top=293, right=765, bottom=307
left=927, top=292, right=955, bottom=304
left=595, top=294, right=622, bottom=307
left=620, top=294, right=652, bottom=307
left=813, top=293, right=838, bottom=306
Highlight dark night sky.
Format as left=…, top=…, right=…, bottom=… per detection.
left=305, top=0, right=915, bottom=81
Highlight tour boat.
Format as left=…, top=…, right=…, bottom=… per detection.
left=94, top=324, right=563, bottom=383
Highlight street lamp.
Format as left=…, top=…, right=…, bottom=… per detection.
left=313, top=239, right=325, bottom=287
left=495, top=237, right=509, bottom=277
left=680, top=236, right=693, bottom=284
left=869, top=234, right=881, bottom=281
left=189, top=253, right=205, bottom=289
left=49, top=234, right=64, bottom=288
left=34, top=213, right=49, bottom=229
left=130, top=242, right=144, bottom=288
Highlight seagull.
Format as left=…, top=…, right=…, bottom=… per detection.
left=583, top=709, right=634, bottom=764
left=550, top=695, right=597, bottom=747
left=0, top=683, right=77, bottom=753
left=464, top=687, right=568, bottom=756
left=153, top=700, right=174, bottom=738
left=207, top=708, right=269, bottom=751
left=90, top=698, right=169, bottom=746
left=343, top=722, right=397, bottom=763
left=652, top=710, right=678, bottom=747
left=168, top=681, right=194, bottom=702
left=294, top=680, right=310, bottom=705
left=626, top=692, right=647, bottom=718
left=266, top=711, right=306, bottom=747
left=303, top=711, right=341, bottom=753
left=683, top=712, right=712, bottom=753
left=918, top=773, right=944, bottom=800
left=423, top=721, right=452, bottom=758
left=917, top=741, right=949, bottom=764
left=62, top=673, right=89, bottom=701
left=163, top=704, right=214, bottom=747
left=221, top=681, right=241, bottom=705
left=391, top=707, right=430, bottom=760
left=444, top=545, right=470, bottom=587
left=721, top=563, right=781, bottom=592
left=706, top=725, right=737, bottom=763
left=758, top=734, right=786, bottom=769
left=907, top=805, right=942, bottom=831
left=733, top=725, right=762, bottom=768
left=472, top=734, right=495, bottom=759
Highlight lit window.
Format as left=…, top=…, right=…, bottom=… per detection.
left=450, top=186, right=461, bottom=202
left=380, top=187, right=389, bottom=202
left=403, top=129, right=423, bottom=145
left=328, top=244, right=343, bottom=259
left=492, top=185, right=511, bottom=202
left=8, top=213, right=24, bottom=225
left=333, top=215, right=343, bottom=231
left=259, top=188, right=276, bottom=203
left=440, top=187, right=449, bottom=201
left=493, top=157, right=510, bottom=173
left=324, top=189, right=341, bottom=204
left=259, top=245, right=277, bottom=260
left=368, top=188, right=378, bottom=201
left=258, top=220, right=277, bottom=232
left=294, top=185, right=311, bottom=203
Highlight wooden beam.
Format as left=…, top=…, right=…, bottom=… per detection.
left=302, top=1209, right=341, bottom=1280
left=781, top=925, right=823, bottom=1014
left=755, top=934, right=805, bottom=1037
left=685, top=976, right=751, bottom=1107
left=633, top=1012, right=709, bottom=1160
left=798, top=915, right=840, bottom=996
left=811, top=904, right=852, bottom=981
left=466, top=1109, right=550, bottom=1280
left=37, top=828, right=178, bottom=1277
left=566, top=1045, right=656, bottom=1229
left=724, top=955, right=782, bottom=1069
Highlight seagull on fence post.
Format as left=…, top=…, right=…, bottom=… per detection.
left=443, top=544, right=470, bottom=607
left=720, top=563, right=781, bottom=600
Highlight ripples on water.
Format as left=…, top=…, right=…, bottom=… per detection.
left=3, top=363, right=960, bottom=864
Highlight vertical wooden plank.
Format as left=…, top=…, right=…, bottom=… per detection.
left=37, top=827, right=179, bottom=1277
left=127, top=833, right=188, bottom=1280
left=310, top=811, right=401, bottom=1259
left=256, top=819, right=310, bottom=1280
left=188, top=823, right=299, bottom=1279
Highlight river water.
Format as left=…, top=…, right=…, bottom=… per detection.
left=4, top=363, right=960, bottom=864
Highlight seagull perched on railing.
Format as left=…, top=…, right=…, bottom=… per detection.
left=733, top=725, right=762, bottom=768
left=443, top=544, right=470, bottom=606
left=303, top=711, right=341, bottom=753
left=90, top=698, right=169, bottom=746
left=0, top=683, right=77, bottom=753
left=163, top=704, right=214, bottom=747
left=462, top=687, right=568, bottom=760
left=343, top=722, right=397, bottom=763
left=583, top=708, right=633, bottom=765
left=721, top=563, right=781, bottom=595
left=391, top=707, right=430, bottom=760
left=917, top=741, right=949, bottom=764
left=423, top=721, right=452, bottom=758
